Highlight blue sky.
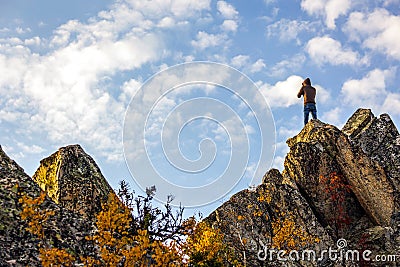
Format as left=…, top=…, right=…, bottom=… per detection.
left=1, top=0, right=399, bottom=215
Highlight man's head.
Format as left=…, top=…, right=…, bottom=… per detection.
left=302, top=78, right=311, bottom=86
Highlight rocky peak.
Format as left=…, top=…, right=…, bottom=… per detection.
left=32, top=144, right=112, bottom=219
left=207, top=111, right=400, bottom=266
left=0, top=145, right=95, bottom=266
left=343, top=108, right=400, bottom=198
left=286, top=119, right=394, bottom=226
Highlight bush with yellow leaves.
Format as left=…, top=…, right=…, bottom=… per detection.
left=19, top=181, right=237, bottom=266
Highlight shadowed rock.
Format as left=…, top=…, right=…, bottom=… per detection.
left=343, top=108, right=400, bottom=212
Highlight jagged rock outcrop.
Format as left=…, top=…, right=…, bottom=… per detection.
left=0, top=146, right=97, bottom=266
left=32, top=144, right=112, bottom=219
left=207, top=109, right=400, bottom=266
left=1, top=108, right=399, bottom=266
left=343, top=108, right=400, bottom=211
left=206, top=169, right=334, bottom=266
left=286, top=119, right=394, bottom=227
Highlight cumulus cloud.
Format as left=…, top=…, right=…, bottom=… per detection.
left=341, top=68, right=396, bottom=109
left=221, top=19, right=238, bottom=32
left=321, top=107, right=344, bottom=126
left=191, top=31, right=227, bottom=50
left=306, top=36, right=368, bottom=66
left=344, top=8, right=400, bottom=60
left=217, top=1, right=239, bottom=19
left=231, top=55, right=250, bottom=68
left=230, top=55, right=265, bottom=73
left=0, top=0, right=212, bottom=162
left=260, top=75, right=330, bottom=108
left=216, top=1, right=239, bottom=34
left=382, top=93, right=400, bottom=115
left=301, top=0, right=351, bottom=29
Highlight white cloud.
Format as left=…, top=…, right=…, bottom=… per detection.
left=157, top=17, right=176, bottom=28
left=321, top=107, right=343, bottom=126
left=230, top=55, right=265, bottom=73
left=341, top=68, right=395, bottom=108
left=382, top=93, right=400, bottom=115
left=269, top=54, right=306, bottom=78
left=24, top=36, right=41, bottom=46
left=231, top=55, right=250, bottom=68
left=221, top=19, right=238, bottom=32
left=260, top=75, right=329, bottom=108
left=301, top=0, right=351, bottom=29
left=260, top=76, right=303, bottom=108
left=16, top=27, right=31, bottom=34
left=306, top=36, right=368, bottom=66
left=217, top=1, right=239, bottom=19
left=325, top=0, right=350, bottom=29
left=191, top=31, right=227, bottom=50
left=267, top=19, right=316, bottom=42
left=124, top=0, right=211, bottom=19
left=0, top=0, right=215, bottom=162
left=0, top=27, right=10, bottom=33
left=120, top=79, right=142, bottom=103
left=17, top=142, right=46, bottom=154
left=250, top=59, right=266, bottom=73
left=344, top=9, right=400, bottom=60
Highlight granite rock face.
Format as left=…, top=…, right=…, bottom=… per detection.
left=32, top=144, right=112, bottom=219
left=343, top=108, right=400, bottom=211
left=207, top=109, right=400, bottom=266
left=0, top=146, right=96, bottom=266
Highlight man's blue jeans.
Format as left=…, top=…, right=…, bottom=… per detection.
left=304, top=103, right=317, bottom=125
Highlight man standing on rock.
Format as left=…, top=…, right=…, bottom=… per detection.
left=297, top=77, right=317, bottom=125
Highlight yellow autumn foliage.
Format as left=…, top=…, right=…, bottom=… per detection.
left=39, top=248, right=75, bottom=267
left=19, top=192, right=54, bottom=240
left=271, top=212, right=319, bottom=250
left=19, top=186, right=237, bottom=266
left=183, top=221, right=239, bottom=266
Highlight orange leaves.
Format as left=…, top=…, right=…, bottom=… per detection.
left=18, top=184, right=235, bottom=266
left=39, top=248, right=75, bottom=267
left=271, top=212, right=318, bottom=250
left=19, top=192, right=54, bottom=240
left=81, top=193, right=183, bottom=266
left=19, top=192, right=72, bottom=267
left=183, top=221, right=226, bottom=266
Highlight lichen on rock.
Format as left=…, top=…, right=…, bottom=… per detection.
left=32, top=152, right=62, bottom=203
left=32, top=144, right=113, bottom=219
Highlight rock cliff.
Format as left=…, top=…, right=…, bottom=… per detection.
left=32, top=145, right=112, bottom=218
left=207, top=108, right=400, bottom=266
left=1, top=108, right=399, bottom=266
left=0, top=145, right=100, bottom=266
